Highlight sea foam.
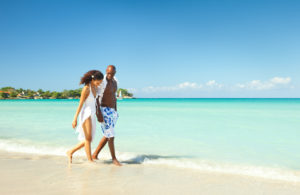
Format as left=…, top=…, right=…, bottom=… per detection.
left=1, top=138, right=300, bottom=183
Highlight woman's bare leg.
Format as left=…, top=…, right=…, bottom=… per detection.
left=108, top=137, right=122, bottom=166
left=92, top=136, right=108, bottom=160
left=82, top=117, right=94, bottom=162
left=67, top=141, right=85, bottom=164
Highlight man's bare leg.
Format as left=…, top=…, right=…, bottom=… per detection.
left=92, top=136, right=108, bottom=160
left=108, top=137, right=122, bottom=166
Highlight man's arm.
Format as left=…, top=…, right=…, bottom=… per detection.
left=115, top=80, right=117, bottom=111
left=96, top=95, right=104, bottom=122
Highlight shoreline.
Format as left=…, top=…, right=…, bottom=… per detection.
left=1, top=97, right=300, bottom=100
left=0, top=97, right=136, bottom=100
left=1, top=150, right=300, bottom=195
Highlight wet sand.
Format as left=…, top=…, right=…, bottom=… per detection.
left=1, top=151, right=300, bottom=195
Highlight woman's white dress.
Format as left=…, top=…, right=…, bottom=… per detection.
left=75, top=85, right=96, bottom=141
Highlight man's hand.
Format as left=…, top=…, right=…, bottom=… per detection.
left=98, top=110, right=104, bottom=122
left=96, top=96, right=104, bottom=123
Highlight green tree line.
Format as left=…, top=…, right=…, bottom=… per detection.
left=0, top=87, right=82, bottom=99
left=0, top=87, right=134, bottom=99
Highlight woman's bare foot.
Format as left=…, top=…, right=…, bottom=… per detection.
left=112, top=159, right=122, bottom=166
left=88, top=159, right=96, bottom=163
left=66, top=151, right=73, bottom=164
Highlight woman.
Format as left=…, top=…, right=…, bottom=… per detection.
left=67, top=70, right=104, bottom=163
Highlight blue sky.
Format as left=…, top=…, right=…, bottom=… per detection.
left=0, top=0, right=299, bottom=97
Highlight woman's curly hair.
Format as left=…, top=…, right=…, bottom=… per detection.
left=80, top=70, right=104, bottom=85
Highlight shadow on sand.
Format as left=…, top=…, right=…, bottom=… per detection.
left=102, top=154, right=193, bottom=165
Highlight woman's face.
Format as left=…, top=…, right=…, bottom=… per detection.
left=93, top=79, right=103, bottom=87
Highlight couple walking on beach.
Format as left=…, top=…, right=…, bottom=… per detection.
left=67, top=65, right=121, bottom=166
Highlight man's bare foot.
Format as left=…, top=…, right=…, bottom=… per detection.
left=88, top=159, right=96, bottom=163
left=92, top=154, right=99, bottom=160
left=112, top=159, right=122, bottom=166
left=66, top=151, right=72, bottom=164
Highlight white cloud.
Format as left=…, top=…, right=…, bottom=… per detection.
left=141, top=81, right=223, bottom=93
left=236, top=77, right=292, bottom=90
left=236, top=84, right=246, bottom=89
left=270, top=77, right=291, bottom=84
left=138, top=77, right=292, bottom=94
left=206, top=80, right=216, bottom=86
left=127, top=88, right=138, bottom=93
left=142, top=86, right=171, bottom=93
left=178, top=82, right=199, bottom=89
left=142, top=82, right=202, bottom=93
left=206, top=80, right=223, bottom=88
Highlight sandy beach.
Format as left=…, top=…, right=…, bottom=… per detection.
left=0, top=150, right=299, bottom=195
left=1, top=0, right=300, bottom=193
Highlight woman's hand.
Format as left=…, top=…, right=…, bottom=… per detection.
left=72, top=119, right=77, bottom=129
left=72, top=86, right=89, bottom=129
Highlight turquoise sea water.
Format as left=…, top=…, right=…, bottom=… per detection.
left=1, top=98, right=300, bottom=181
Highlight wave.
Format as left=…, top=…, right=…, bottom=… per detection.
left=142, top=158, right=300, bottom=182
left=0, top=139, right=74, bottom=156
left=1, top=139, right=300, bottom=182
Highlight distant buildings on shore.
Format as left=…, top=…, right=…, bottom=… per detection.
left=0, top=87, right=135, bottom=99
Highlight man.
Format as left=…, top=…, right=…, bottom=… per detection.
left=93, top=65, right=121, bottom=166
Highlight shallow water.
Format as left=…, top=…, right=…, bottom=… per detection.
left=1, top=98, right=300, bottom=181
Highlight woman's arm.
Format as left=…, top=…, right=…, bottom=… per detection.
left=72, top=86, right=89, bottom=129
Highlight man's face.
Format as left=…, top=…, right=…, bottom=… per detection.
left=106, top=67, right=116, bottom=80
